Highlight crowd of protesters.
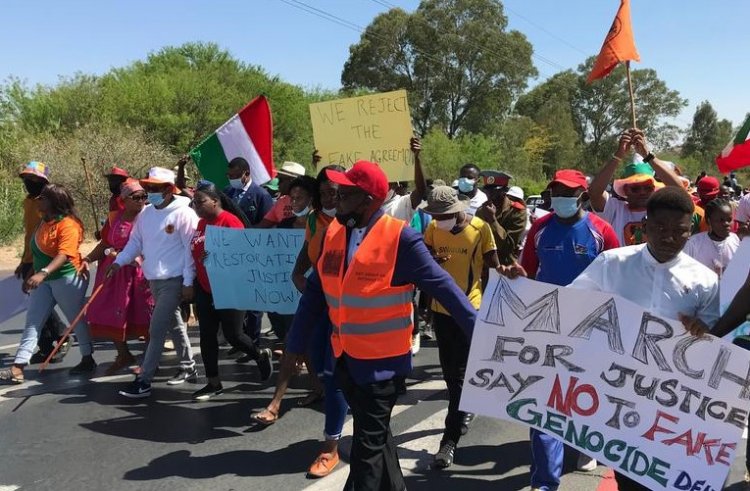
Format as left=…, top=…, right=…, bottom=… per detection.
left=3, top=126, right=750, bottom=490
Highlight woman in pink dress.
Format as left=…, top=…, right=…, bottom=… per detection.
left=83, top=179, right=154, bottom=375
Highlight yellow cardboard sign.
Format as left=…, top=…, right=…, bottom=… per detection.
left=309, top=90, right=414, bottom=182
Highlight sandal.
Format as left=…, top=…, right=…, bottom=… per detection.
left=0, top=368, right=24, bottom=384
left=106, top=353, right=137, bottom=376
left=251, top=408, right=279, bottom=426
left=297, top=390, right=324, bottom=407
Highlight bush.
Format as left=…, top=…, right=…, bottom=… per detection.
left=18, top=124, right=176, bottom=236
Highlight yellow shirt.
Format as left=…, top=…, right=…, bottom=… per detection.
left=424, top=216, right=496, bottom=315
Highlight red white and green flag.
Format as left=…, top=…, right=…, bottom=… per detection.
left=190, top=95, right=275, bottom=187
left=716, top=115, right=750, bottom=173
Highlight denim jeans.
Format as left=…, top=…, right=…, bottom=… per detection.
left=139, top=277, right=195, bottom=384
left=15, top=274, right=92, bottom=365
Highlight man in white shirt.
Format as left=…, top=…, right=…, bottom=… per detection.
left=108, top=167, right=199, bottom=399
left=455, top=163, right=487, bottom=216
left=381, top=138, right=426, bottom=222
left=589, top=129, right=683, bottom=246
left=569, top=186, right=719, bottom=491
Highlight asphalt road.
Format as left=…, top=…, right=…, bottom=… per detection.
left=0, top=277, right=748, bottom=490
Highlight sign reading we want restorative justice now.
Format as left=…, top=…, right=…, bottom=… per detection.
left=461, top=273, right=750, bottom=490
left=204, top=226, right=305, bottom=314
left=309, top=90, right=414, bottom=182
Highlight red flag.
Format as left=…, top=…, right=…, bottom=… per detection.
left=588, top=0, right=640, bottom=83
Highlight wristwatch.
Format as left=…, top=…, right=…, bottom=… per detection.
left=643, top=152, right=655, bottom=163
left=39, top=267, right=50, bottom=276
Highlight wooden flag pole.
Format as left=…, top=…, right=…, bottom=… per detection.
left=625, top=61, right=637, bottom=128
left=80, top=157, right=101, bottom=236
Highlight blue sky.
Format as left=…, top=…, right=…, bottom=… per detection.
left=1, top=0, right=746, bottom=131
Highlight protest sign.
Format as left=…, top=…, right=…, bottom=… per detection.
left=0, top=275, right=29, bottom=324
left=461, top=272, right=749, bottom=490
left=309, top=90, right=414, bottom=182
left=719, top=238, right=750, bottom=339
left=204, top=226, right=305, bottom=314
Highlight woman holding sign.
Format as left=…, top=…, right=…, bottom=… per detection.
left=189, top=180, right=274, bottom=400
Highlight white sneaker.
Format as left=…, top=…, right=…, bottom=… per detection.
left=576, top=453, right=597, bottom=472
left=411, top=333, right=420, bottom=356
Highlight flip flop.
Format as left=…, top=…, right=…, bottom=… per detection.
left=251, top=408, right=279, bottom=426
left=0, top=368, right=24, bottom=384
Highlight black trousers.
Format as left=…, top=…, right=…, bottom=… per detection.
left=433, top=312, right=470, bottom=446
left=195, top=284, right=259, bottom=378
left=243, top=311, right=262, bottom=348
left=614, top=472, right=649, bottom=490
left=336, top=358, right=406, bottom=491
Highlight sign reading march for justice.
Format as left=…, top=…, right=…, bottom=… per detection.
left=309, top=90, right=414, bottom=182
left=461, top=272, right=750, bottom=490
left=204, top=226, right=305, bottom=314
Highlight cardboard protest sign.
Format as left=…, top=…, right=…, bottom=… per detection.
left=309, top=90, right=414, bottom=182
left=719, top=238, right=750, bottom=339
left=0, top=275, right=29, bottom=324
left=204, top=226, right=305, bottom=314
left=461, top=272, right=749, bottom=490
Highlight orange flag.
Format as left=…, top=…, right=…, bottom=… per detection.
left=587, top=0, right=640, bottom=83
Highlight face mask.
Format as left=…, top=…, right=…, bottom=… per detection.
left=551, top=196, right=580, bottom=219
left=457, top=177, right=475, bottom=194
left=24, top=180, right=46, bottom=197
left=229, top=178, right=244, bottom=189
left=147, top=192, right=165, bottom=207
left=435, top=217, right=457, bottom=231
left=293, top=206, right=310, bottom=217
left=322, top=207, right=337, bottom=217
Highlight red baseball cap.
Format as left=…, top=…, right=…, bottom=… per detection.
left=326, top=160, right=389, bottom=201
left=104, top=166, right=129, bottom=178
left=548, top=169, right=588, bottom=190
left=697, top=176, right=720, bottom=195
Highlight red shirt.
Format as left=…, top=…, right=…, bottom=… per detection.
left=191, top=210, right=245, bottom=293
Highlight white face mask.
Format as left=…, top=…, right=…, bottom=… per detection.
left=293, top=205, right=310, bottom=217
left=322, top=207, right=337, bottom=217
left=435, top=217, right=457, bottom=231
left=229, top=178, right=244, bottom=189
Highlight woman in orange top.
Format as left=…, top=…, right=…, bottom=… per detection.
left=1, top=184, right=95, bottom=384
left=251, top=165, right=348, bottom=479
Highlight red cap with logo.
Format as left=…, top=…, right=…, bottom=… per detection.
left=326, top=160, right=389, bottom=201
left=548, top=169, right=588, bottom=190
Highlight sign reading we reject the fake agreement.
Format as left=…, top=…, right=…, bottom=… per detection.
left=461, top=272, right=750, bottom=490
left=309, top=90, right=414, bottom=182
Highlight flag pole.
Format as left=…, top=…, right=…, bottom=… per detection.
left=80, top=156, right=101, bottom=237
left=625, top=61, right=637, bottom=128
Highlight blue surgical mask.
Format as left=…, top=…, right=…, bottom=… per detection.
left=551, top=196, right=580, bottom=219
left=147, top=192, right=165, bottom=207
left=229, top=178, right=244, bottom=189
left=293, top=206, right=310, bottom=218
left=457, top=177, right=475, bottom=194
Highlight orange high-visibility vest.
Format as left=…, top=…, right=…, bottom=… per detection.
left=318, top=215, right=414, bottom=360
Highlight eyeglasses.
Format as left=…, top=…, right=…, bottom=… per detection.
left=128, top=194, right=148, bottom=202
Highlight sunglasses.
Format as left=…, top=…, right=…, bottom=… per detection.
left=128, top=194, right=148, bottom=202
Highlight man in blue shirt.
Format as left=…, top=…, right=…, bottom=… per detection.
left=502, top=169, right=619, bottom=491
left=223, top=157, right=273, bottom=225
left=287, top=161, right=477, bottom=491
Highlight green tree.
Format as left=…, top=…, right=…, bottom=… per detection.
left=342, top=0, right=537, bottom=138
left=573, top=57, right=687, bottom=167
left=682, top=101, right=721, bottom=163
